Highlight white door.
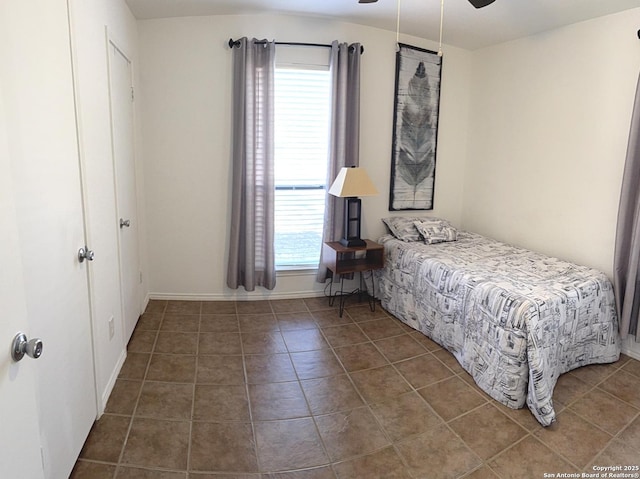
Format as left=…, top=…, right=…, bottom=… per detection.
left=109, top=41, right=142, bottom=342
left=0, top=76, right=45, bottom=479
left=1, top=1, right=97, bottom=477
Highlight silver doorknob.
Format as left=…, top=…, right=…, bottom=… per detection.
left=119, top=218, right=131, bottom=228
left=11, top=332, right=43, bottom=362
left=78, top=246, right=95, bottom=263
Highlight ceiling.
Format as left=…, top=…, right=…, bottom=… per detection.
left=125, top=0, right=640, bottom=50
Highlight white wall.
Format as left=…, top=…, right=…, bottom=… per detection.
left=138, top=10, right=640, bottom=357
left=463, top=8, right=640, bottom=277
left=462, top=8, right=640, bottom=358
left=69, top=0, right=145, bottom=410
left=138, top=14, right=471, bottom=300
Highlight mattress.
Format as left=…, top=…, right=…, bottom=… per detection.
left=376, top=231, right=620, bottom=426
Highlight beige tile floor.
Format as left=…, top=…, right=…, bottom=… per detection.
left=71, top=298, right=640, bottom=479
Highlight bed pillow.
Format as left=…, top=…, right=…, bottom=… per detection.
left=413, top=219, right=458, bottom=244
left=382, top=216, right=452, bottom=242
left=381, top=217, right=426, bottom=242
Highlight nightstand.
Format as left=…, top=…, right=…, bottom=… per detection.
left=322, top=239, right=385, bottom=316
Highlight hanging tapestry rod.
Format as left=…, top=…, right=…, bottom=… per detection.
left=228, top=38, right=364, bottom=54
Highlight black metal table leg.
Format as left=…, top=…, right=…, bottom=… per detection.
left=338, top=275, right=346, bottom=317
left=327, top=276, right=347, bottom=317
left=368, top=270, right=376, bottom=312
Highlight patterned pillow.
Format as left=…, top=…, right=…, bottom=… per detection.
left=413, top=219, right=457, bottom=244
left=382, top=217, right=452, bottom=242
left=381, top=217, right=426, bottom=242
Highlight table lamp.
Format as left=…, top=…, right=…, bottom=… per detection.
left=328, top=166, right=379, bottom=247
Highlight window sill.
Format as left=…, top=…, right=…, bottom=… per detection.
left=276, top=267, right=318, bottom=277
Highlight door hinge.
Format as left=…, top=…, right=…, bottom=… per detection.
left=131, top=87, right=134, bottom=102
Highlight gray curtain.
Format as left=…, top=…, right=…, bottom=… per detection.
left=317, top=41, right=362, bottom=282
left=614, top=71, right=640, bottom=341
left=227, top=38, right=276, bottom=291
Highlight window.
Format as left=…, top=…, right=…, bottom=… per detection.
left=274, top=65, right=331, bottom=270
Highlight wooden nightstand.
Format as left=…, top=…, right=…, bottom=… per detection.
left=322, top=239, right=384, bottom=316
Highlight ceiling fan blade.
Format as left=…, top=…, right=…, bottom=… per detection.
left=359, top=0, right=494, bottom=8
left=468, top=0, right=496, bottom=7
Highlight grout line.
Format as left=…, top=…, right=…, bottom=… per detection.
left=589, top=409, right=640, bottom=470
left=475, top=433, right=536, bottom=479
left=315, top=306, right=418, bottom=476
left=334, top=311, right=531, bottom=478
left=238, top=310, right=262, bottom=474
left=78, top=299, right=640, bottom=478
left=184, top=310, right=201, bottom=475
left=280, top=302, right=337, bottom=478
left=113, top=309, right=163, bottom=477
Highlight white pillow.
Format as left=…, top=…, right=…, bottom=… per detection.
left=381, top=217, right=425, bottom=242
left=413, top=219, right=457, bottom=244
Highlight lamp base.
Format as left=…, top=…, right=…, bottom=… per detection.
left=339, top=238, right=366, bottom=248
left=339, top=197, right=366, bottom=248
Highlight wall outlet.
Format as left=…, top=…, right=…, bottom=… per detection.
left=108, top=316, right=115, bottom=340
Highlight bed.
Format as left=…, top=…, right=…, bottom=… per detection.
left=375, top=218, right=621, bottom=426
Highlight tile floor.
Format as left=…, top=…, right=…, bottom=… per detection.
left=72, top=298, right=640, bottom=479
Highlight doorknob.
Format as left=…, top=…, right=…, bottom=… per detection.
left=11, top=332, right=43, bottom=362
left=78, top=246, right=95, bottom=263
left=119, top=218, right=131, bottom=228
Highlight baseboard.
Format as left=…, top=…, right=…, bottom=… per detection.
left=621, top=336, right=640, bottom=361
left=142, top=291, right=150, bottom=312
left=97, top=348, right=127, bottom=419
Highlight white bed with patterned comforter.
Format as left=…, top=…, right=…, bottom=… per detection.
left=376, top=228, right=620, bottom=426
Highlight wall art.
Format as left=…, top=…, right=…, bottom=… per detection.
left=389, top=43, right=442, bottom=210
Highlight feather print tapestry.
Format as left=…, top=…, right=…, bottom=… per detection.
left=389, top=44, right=442, bottom=210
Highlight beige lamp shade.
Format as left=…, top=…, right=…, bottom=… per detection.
left=328, top=167, right=379, bottom=198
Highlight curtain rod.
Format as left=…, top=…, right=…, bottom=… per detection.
left=228, top=38, right=364, bottom=54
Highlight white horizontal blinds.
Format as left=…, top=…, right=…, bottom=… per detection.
left=253, top=65, right=270, bottom=270
left=274, top=67, right=331, bottom=268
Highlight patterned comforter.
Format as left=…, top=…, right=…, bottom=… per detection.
left=376, top=232, right=620, bottom=426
